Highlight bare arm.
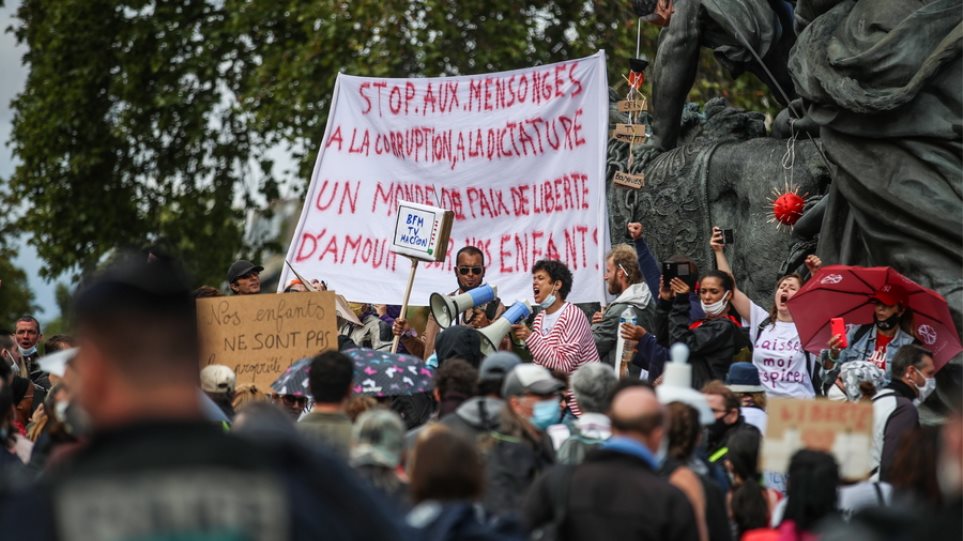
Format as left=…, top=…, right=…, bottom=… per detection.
left=711, top=226, right=750, bottom=321
left=670, top=467, right=709, bottom=541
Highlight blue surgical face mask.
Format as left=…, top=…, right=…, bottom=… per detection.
left=18, top=345, right=37, bottom=357
left=529, top=398, right=560, bottom=430
left=538, top=286, right=558, bottom=309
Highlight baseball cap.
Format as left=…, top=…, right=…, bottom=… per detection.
left=479, top=352, right=521, bottom=383
left=201, top=364, right=236, bottom=394
left=501, top=364, right=563, bottom=397
left=227, top=260, right=263, bottom=283
left=871, top=283, right=905, bottom=306
left=351, top=409, right=405, bottom=468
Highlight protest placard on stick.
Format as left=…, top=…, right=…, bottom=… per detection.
left=197, top=292, right=338, bottom=392
left=763, top=398, right=874, bottom=480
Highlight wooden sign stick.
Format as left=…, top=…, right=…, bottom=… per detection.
left=391, top=256, right=420, bottom=354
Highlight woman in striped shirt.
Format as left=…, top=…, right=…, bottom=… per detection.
left=511, top=259, right=600, bottom=375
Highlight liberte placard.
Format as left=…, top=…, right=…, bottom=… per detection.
left=281, top=52, right=610, bottom=305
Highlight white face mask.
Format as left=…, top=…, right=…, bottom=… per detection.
left=700, top=292, right=731, bottom=317
left=827, top=383, right=849, bottom=402
left=913, top=371, right=937, bottom=405
left=538, top=286, right=558, bottom=309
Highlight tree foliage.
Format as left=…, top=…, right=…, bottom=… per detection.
left=0, top=245, right=39, bottom=330
left=4, top=0, right=775, bottom=285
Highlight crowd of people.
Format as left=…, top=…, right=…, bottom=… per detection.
left=0, top=222, right=959, bottom=541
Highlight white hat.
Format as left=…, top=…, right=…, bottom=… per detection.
left=502, top=364, right=564, bottom=397
left=200, top=364, right=236, bottom=394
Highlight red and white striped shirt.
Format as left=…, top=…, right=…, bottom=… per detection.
left=527, top=302, right=600, bottom=375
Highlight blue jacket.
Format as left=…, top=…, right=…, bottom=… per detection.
left=820, top=324, right=917, bottom=382
left=631, top=238, right=704, bottom=380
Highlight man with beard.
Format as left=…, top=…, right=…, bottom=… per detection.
left=821, top=284, right=917, bottom=383
left=591, top=245, right=656, bottom=374
left=392, top=246, right=505, bottom=360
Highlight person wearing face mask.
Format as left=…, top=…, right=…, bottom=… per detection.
left=481, top=364, right=561, bottom=519
left=15, top=316, right=48, bottom=390
left=870, top=344, right=936, bottom=483
left=701, top=381, right=753, bottom=471
left=523, top=382, right=699, bottom=541
left=511, top=259, right=600, bottom=375
left=821, top=283, right=917, bottom=383
left=711, top=227, right=823, bottom=398
left=662, top=270, right=752, bottom=390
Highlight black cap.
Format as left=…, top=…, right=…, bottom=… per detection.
left=227, top=260, right=263, bottom=283
left=72, top=252, right=194, bottom=323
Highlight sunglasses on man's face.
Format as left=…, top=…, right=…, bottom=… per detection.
left=458, top=266, right=483, bottom=276
left=274, top=395, right=307, bottom=407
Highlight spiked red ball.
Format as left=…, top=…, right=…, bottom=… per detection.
left=772, top=191, right=805, bottom=226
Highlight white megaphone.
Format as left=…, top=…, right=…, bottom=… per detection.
left=430, top=284, right=498, bottom=328
left=478, top=300, right=532, bottom=356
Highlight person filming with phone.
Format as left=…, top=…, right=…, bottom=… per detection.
left=709, top=226, right=823, bottom=398
left=821, top=283, right=917, bottom=383
left=659, top=267, right=752, bottom=390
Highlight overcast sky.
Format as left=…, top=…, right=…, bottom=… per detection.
left=1, top=1, right=59, bottom=322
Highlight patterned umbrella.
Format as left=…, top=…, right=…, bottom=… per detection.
left=270, top=357, right=313, bottom=397
left=270, top=349, right=434, bottom=399
left=345, top=348, right=434, bottom=397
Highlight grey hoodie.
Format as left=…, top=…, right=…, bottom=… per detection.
left=592, top=282, right=657, bottom=367
left=439, top=396, right=504, bottom=438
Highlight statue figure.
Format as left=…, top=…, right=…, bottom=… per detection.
left=633, top=0, right=798, bottom=150
left=790, top=0, right=963, bottom=341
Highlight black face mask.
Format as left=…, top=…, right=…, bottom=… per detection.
left=707, top=417, right=729, bottom=442
left=875, top=313, right=901, bottom=331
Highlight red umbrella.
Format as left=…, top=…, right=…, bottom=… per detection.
left=787, top=265, right=962, bottom=370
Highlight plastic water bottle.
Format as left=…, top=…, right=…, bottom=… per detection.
left=615, top=307, right=638, bottom=379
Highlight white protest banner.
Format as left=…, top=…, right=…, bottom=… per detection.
left=281, top=52, right=611, bottom=306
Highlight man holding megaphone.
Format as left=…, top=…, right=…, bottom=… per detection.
left=392, top=246, right=506, bottom=360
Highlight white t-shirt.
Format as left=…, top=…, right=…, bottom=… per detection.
left=541, top=304, right=565, bottom=335
left=748, top=302, right=815, bottom=398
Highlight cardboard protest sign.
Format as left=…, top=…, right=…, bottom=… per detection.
left=197, top=292, right=338, bottom=392
left=763, top=398, right=874, bottom=480
left=281, top=52, right=610, bottom=305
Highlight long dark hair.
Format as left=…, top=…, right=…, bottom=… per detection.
left=782, top=450, right=839, bottom=534
left=728, top=428, right=769, bottom=537
left=700, top=270, right=736, bottom=316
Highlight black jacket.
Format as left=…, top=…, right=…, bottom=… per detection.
left=0, top=420, right=411, bottom=541
left=524, top=448, right=699, bottom=541
left=482, top=413, right=555, bottom=518
left=664, top=295, right=751, bottom=389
